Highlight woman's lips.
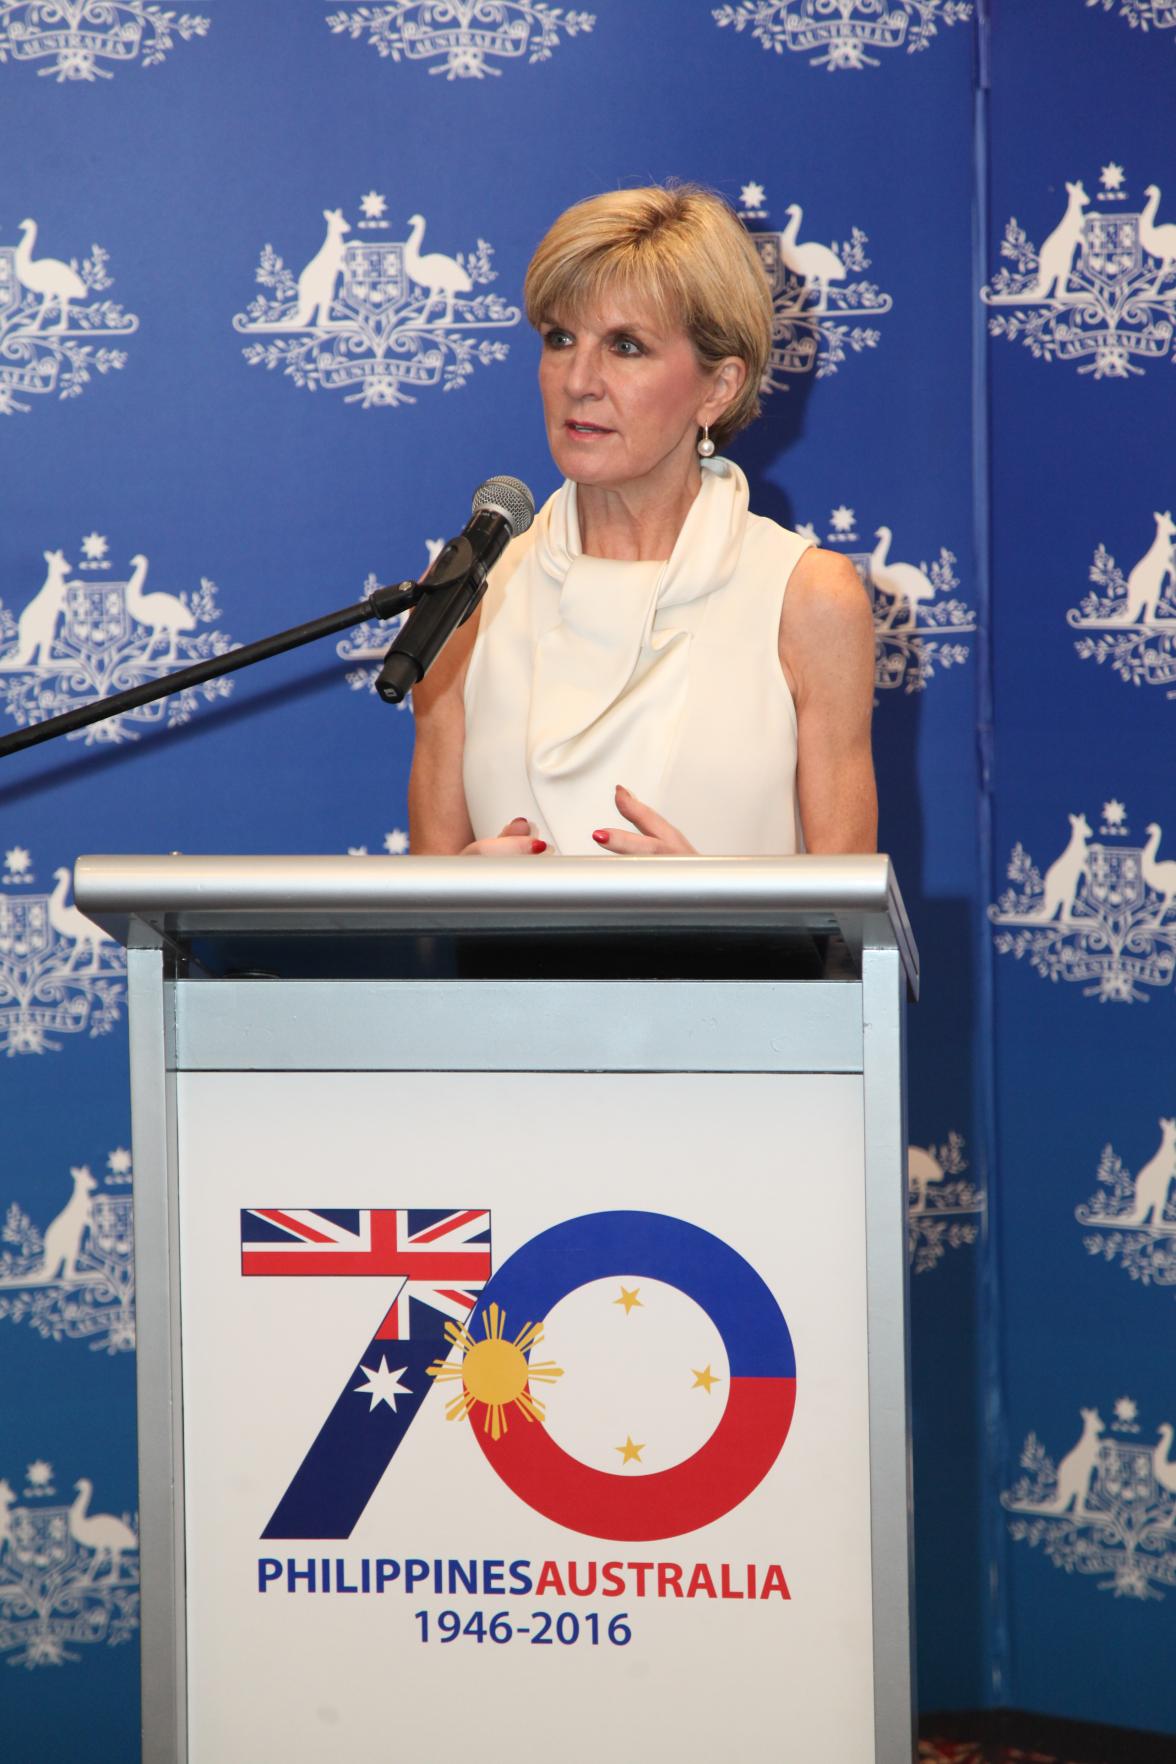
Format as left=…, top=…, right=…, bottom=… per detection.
left=564, top=420, right=613, bottom=437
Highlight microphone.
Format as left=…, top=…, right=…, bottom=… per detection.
left=375, top=476, right=534, bottom=705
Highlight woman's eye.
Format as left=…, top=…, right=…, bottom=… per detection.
left=543, top=328, right=573, bottom=349
left=613, top=336, right=643, bottom=356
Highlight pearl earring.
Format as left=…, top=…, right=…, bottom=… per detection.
left=697, top=424, right=715, bottom=458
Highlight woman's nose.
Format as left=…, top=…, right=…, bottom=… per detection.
left=563, top=344, right=603, bottom=400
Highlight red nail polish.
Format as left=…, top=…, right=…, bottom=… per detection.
left=592, top=830, right=609, bottom=844
left=531, top=840, right=547, bottom=854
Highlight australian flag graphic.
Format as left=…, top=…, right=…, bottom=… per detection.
left=240, top=1208, right=491, bottom=1538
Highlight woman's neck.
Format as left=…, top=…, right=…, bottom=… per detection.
left=576, top=460, right=703, bottom=562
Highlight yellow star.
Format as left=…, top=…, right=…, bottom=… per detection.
left=616, top=1436, right=645, bottom=1465
left=614, top=1286, right=642, bottom=1314
left=691, top=1365, right=721, bottom=1394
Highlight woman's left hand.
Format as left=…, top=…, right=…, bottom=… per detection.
left=592, top=785, right=696, bottom=856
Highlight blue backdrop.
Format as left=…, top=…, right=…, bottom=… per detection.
left=1, top=2, right=1174, bottom=1756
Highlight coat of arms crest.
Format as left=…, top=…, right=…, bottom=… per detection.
left=907, top=1133, right=984, bottom=1273
left=1003, top=1397, right=1176, bottom=1601
left=0, top=539, right=233, bottom=741
left=234, top=194, right=520, bottom=408
left=989, top=803, right=1176, bottom=1002
left=713, top=0, right=972, bottom=70
left=327, top=3, right=594, bottom=80
left=1084, top=0, right=1176, bottom=38
left=0, top=223, right=137, bottom=413
left=982, top=167, right=1176, bottom=378
left=0, top=1462, right=138, bottom=1665
left=1068, top=512, right=1176, bottom=692
left=1077, top=1117, right=1176, bottom=1291
left=0, top=846, right=125, bottom=1054
left=0, top=1, right=208, bottom=81
left=801, top=504, right=973, bottom=693
left=0, top=1151, right=135, bottom=1353
left=737, top=184, right=892, bottom=387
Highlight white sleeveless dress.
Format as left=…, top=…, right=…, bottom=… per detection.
left=462, top=456, right=811, bottom=856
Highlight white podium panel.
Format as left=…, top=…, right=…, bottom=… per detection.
left=178, top=1069, right=873, bottom=1764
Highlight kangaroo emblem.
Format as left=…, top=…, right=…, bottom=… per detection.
left=1114, top=512, right=1176, bottom=624
left=1029, top=181, right=1089, bottom=302
left=907, top=1144, right=944, bottom=1214
left=1123, top=1118, right=1176, bottom=1228
left=290, top=209, right=351, bottom=329
left=0, top=1165, right=97, bottom=1286
left=0, top=550, right=72, bottom=670
left=1039, top=1408, right=1105, bottom=1514
left=1035, top=813, right=1092, bottom=922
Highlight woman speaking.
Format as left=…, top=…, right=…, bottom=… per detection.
left=409, top=183, right=876, bottom=858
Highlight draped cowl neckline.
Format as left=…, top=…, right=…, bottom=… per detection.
left=524, top=458, right=751, bottom=851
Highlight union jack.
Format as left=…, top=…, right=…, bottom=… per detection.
left=240, top=1207, right=490, bottom=1336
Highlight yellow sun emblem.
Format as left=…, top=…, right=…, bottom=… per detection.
left=427, top=1301, right=564, bottom=1442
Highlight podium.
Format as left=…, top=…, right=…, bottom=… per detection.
left=76, top=854, right=919, bottom=1764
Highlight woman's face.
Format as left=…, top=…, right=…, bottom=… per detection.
left=538, top=294, right=724, bottom=497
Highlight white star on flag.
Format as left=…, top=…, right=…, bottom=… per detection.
left=353, top=1356, right=412, bottom=1412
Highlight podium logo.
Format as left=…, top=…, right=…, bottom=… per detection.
left=989, top=800, right=1176, bottom=1003
left=0, top=846, right=125, bottom=1055
left=0, top=537, right=235, bottom=743
left=800, top=504, right=973, bottom=695
left=0, top=221, right=137, bottom=414
left=1068, top=511, right=1176, bottom=694
left=1077, top=1117, right=1176, bottom=1293
left=1003, top=1396, right=1176, bottom=1602
left=244, top=1207, right=796, bottom=1543
left=0, top=1150, right=135, bottom=1354
left=0, top=2, right=209, bottom=82
left=0, top=1460, right=138, bottom=1667
left=233, top=193, right=521, bottom=409
left=737, top=183, right=891, bottom=389
left=327, top=3, right=595, bottom=81
left=982, top=165, right=1176, bottom=379
left=713, top=0, right=972, bottom=72
left=907, top=1134, right=983, bottom=1274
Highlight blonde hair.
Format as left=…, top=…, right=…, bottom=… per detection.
left=523, top=184, right=773, bottom=448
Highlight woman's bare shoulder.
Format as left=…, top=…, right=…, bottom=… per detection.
left=778, top=545, right=875, bottom=703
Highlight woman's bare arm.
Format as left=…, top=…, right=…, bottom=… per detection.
left=406, top=610, right=480, bottom=854
left=778, top=547, right=878, bottom=855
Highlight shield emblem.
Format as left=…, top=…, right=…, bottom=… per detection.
left=753, top=233, right=792, bottom=299
left=88, top=1196, right=133, bottom=1260
left=10, top=1507, right=72, bottom=1572
left=1085, top=844, right=1145, bottom=914
left=1096, top=1443, right=1155, bottom=1507
left=1080, top=215, right=1140, bottom=286
left=343, top=242, right=408, bottom=317
left=0, top=896, right=51, bottom=961
left=0, top=247, right=20, bottom=326
left=64, top=583, right=127, bottom=652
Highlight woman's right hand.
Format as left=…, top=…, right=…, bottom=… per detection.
left=461, top=817, right=547, bottom=856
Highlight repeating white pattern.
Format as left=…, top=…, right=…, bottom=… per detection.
left=0, top=1151, right=135, bottom=1354
left=0, top=846, right=125, bottom=1055
left=908, top=1134, right=983, bottom=1273
left=234, top=195, right=520, bottom=408
left=800, top=504, right=973, bottom=692
left=327, top=3, right=595, bottom=80
left=1077, top=1119, right=1176, bottom=1291
left=1084, top=0, right=1176, bottom=37
left=738, top=184, right=891, bottom=385
left=1003, top=1397, right=1176, bottom=1601
left=0, top=538, right=234, bottom=741
left=989, top=802, right=1176, bottom=1002
left=714, top=0, right=972, bottom=70
left=982, top=167, right=1176, bottom=378
left=1068, top=512, right=1176, bottom=693
left=0, top=1462, right=138, bottom=1666
left=0, top=223, right=137, bottom=413
left=0, top=1, right=208, bottom=81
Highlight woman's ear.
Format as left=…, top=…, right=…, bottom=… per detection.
left=699, top=356, right=748, bottom=428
